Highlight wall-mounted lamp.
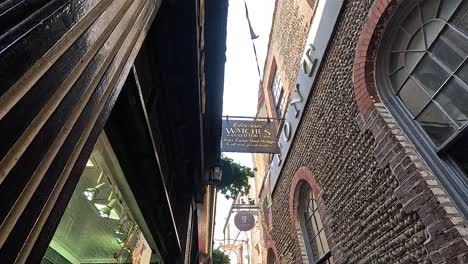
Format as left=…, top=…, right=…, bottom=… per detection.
left=208, top=164, right=223, bottom=186
left=98, top=198, right=118, bottom=218
left=93, top=190, right=120, bottom=220
left=83, top=182, right=105, bottom=201
left=83, top=171, right=105, bottom=201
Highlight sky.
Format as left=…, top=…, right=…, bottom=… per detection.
left=214, top=0, right=275, bottom=262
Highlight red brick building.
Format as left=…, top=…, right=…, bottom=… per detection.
left=254, top=0, right=468, bottom=263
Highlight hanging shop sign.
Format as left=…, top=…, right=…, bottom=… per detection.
left=234, top=211, right=256, bottom=231
left=221, top=119, right=280, bottom=153
left=269, top=0, right=344, bottom=190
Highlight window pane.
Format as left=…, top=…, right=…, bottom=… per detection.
left=275, top=86, right=282, bottom=100
left=416, top=102, right=458, bottom=145
left=309, top=215, right=320, bottom=239
left=392, top=28, right=411, bottom=52
left=277, top=89, right=284, bottom=107
left=307, top=226, right=319, bottom=261
left=449, top=133, right=468, bottom=176
left=458, top=61, right=468, bottom=85
left=390, top=67, right=410, bottom=91
left=279, top=93, right=286, bottom=117
left=403, top=7, right=422, bottom=35
left=319, top=231, right=330, bottom=253
left=451, top=1, right=468, bottom=35
left=273, top=89, right=280, bottom=104
left=308, top=199, right=314, bottom=215
left=421, top=0, right=440, bottom=23
left=408, top=29, right=426, bottom=51
left=312, top=198, right=318, bottom=212
left=272, top=70, right=281, bottom=104
left=398, top=78, right=431, bottom=116
left=390, top=52, right=405, bottom=72
left=314, top=235, right=325, bottom=258
left=305, top=217, right=316, bottom=241
left=299, top=185, right=332, bottom=263
left=430, top=26, right=467, bottom=71
left=405, top=31, right=426, bottom=72
left=413, top=54, right=451, bottom=95
left=314, top=209, right=324, bottom=232
left=435, top=77, right=468, bottom=126
left=424, top=20, right=446, bottom=48
left=439, top=0, right=462, bottom=21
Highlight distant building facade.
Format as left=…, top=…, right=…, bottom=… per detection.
left=221, top=175, right=263, bottom=264
left=254, top=0, right=468, bottom=263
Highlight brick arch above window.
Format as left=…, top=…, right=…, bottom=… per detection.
left=353, top=0, right=401, bottom=119
left=288, top=167, right=339, bottom=263
left=265, top=242, right=280, bottom=264
left=289, top=167, right=320, bottom=223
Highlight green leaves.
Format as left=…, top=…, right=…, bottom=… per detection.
left=213, top=249, right=230, bottom=264
left=218, top=156, right=255, bottom=200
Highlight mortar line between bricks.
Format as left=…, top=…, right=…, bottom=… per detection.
left=343, top=198, right=402, bottom=251
left=358, top=230, right=427, bottom=263
left=349, top=224, right=420, bottom=262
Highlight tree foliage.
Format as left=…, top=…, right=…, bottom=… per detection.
left=218, top=156, right=255, bottom=200
left=212, top=249, right=230, bottom=264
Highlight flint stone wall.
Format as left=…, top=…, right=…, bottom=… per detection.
left=263, top=0, right=468, bottom=263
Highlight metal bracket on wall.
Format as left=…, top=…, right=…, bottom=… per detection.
left=232, top=204, right=260, bottom=211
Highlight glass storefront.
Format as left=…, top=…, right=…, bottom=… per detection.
left=42, top=133, right=158, bottom=264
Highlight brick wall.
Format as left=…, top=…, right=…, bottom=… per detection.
left=255, top=0, right=315, bottom=260
left=256, top=0, right=468, bottom=263
left=261, top=0, right=316, bottom=119
left=255, top=0, right=315, bottom=204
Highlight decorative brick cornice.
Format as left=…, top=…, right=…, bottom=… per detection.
left=288, top=167, right=344, bottom=263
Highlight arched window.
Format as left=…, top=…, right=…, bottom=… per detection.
left=297, top=184, right=333, bottom=264
left=377, top=0, right=468, bottom=213
left=267, top=248, right=276, bottom=264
